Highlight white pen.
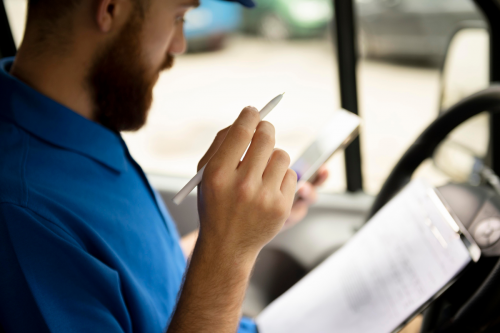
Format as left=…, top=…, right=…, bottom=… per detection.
left=173, top=93, right=285, bottom=205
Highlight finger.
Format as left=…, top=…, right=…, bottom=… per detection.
left=198, top=126, right=231, bottom=171
left=297, top=183, right=318, bottom=205
left=211, top=107, right=261, bottom=171
left=263, top=149, right=291, bottom=189
left=311, top=166, right=329, bottom=186
left=239, top=121, right=275, bottom=176
left=280, top=169, right=298, bottom=202
left=291, top=199, right=309, bottom=215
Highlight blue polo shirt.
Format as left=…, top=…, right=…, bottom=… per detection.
left=0, top=58, right=257, bottom=333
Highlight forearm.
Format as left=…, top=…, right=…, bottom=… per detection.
left=167, top=236, right=258, bottom=333
left=167, top=108, right=295, bottom=332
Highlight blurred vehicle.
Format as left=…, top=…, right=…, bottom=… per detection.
left=184, top=0, right=242, bottom=52
left=357, top=0, right=485, bottom=63
left=241, top=0, right=333, bottom=40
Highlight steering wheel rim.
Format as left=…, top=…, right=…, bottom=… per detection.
left=367, top=84, right=500, bottom=220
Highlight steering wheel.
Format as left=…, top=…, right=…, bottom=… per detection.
left=366, top=85, right=500, bottom=332
left=368, top=85, right=500, bottom=219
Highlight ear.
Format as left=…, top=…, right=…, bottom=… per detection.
left=95, top=0, right=129, bottom=33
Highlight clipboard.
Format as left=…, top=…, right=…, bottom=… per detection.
left=256, top=179, right=481, bottom=333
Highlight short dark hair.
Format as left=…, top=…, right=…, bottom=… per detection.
left=25, top=0, right=148, bottom=52
left=27, top=0, right=147, bottom=23
left=23, top=0, right=83, bottom=54
left=27, top=0, right=81, bottom=24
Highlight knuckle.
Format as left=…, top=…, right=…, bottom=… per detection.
left=257, top=189, right=286, bottom=217
left=204, top=164, right=226, bottom=190
left=212, top=133, right=225, bottom=147
left=257, top=122, right=276, bottom=145
left=216, top=127, right=230, bottom=137
left=257, top=131, right=275, bottom=147
left=258, top=121, right=275, bottom=134
left=257, top=189, right=273, bottom=207
left=241, top=107, right=260, bottom=122
left=274, top=149, right=291, bottom=166
left=236, top=177, right=255, bottom=201
left=233, top=123, right=253, bottom=141
left=287, top=168, right=298, bottom=182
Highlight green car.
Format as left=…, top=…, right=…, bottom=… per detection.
left=242, top=0, right=333, bottom=40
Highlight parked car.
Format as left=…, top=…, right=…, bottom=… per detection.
left=241, top=0, right=333, bottom=40
left=184, top=0, right=242, bottom=52
left=357, top=0, right=485, bottom=64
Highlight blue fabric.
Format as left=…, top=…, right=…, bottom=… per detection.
left=222, top=0, right=255, bottom=8
left=0, top=57, right=257, bottom=333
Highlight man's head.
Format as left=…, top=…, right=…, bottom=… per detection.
left=84, top=0, right=187, bottom=132
left=24, top=0, right=199, bottom=132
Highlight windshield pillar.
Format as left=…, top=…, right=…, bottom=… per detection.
left=333, top=0, right=363, bottom=192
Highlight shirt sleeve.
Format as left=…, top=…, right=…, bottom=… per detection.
left=0, top=203, right=133, bottom=333
left=239, top=316, right=259, bottom=333
left=0, top=203, right=260, bottom=333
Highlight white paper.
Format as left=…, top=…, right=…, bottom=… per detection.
left=257, top=180, right=473, bottom=333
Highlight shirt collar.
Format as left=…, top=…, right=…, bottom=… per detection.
left=0, top=57, right=127, bottom=173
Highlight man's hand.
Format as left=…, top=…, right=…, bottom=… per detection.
left=197, top=106, right=297, bottom=254
left=180, top=167, right=329, bottom=257
left=181, top=125, right=329, bottom=258
left=284, top=166, right=329, bottom=229
left=196, top=124, right=330, bottom=233
left=168, top=107, right=297, bottom=333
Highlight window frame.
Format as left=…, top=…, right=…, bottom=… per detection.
left=0, top=0, right=15, bottom=58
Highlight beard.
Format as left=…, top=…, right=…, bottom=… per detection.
left=87, top=11, right=174, bottom=132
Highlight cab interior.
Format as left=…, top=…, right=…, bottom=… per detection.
left=2, top=0, right=500, bottom=331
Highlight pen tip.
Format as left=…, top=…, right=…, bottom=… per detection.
left=282, top=92, right=286, bottom=96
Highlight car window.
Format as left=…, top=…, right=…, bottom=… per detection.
left=3, top=0, right=25, bottom=46
left=124, top=0, right=345, bottom=192
left=356, top=0, right=488, bottom=194
left=3, top=0, right=490, bottom=195
left=402, top=0, right=476, bottom=12
left=4, top=0, right=346, bottom=192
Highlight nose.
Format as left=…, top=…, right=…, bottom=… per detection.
left=169, top=26, right=187, bottom=56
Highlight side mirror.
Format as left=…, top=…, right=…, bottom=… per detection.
left=437, top=27, right=490, bottom=180
left=440, top=27, right=489, bottom=111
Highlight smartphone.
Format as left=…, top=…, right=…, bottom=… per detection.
left=291, top=109, right=360, bottom=190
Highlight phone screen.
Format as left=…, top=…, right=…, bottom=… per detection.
left=290, top=110, right=360, bottom=184
left=292, top=142, right=324, bottom=181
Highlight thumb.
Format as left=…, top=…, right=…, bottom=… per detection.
left=198, top=126, right=231, bottom=171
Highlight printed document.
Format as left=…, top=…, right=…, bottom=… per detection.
left=257, top=180, right=474, bottom=333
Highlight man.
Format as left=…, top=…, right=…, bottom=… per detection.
left=0, top=0, right=328, bottom=332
